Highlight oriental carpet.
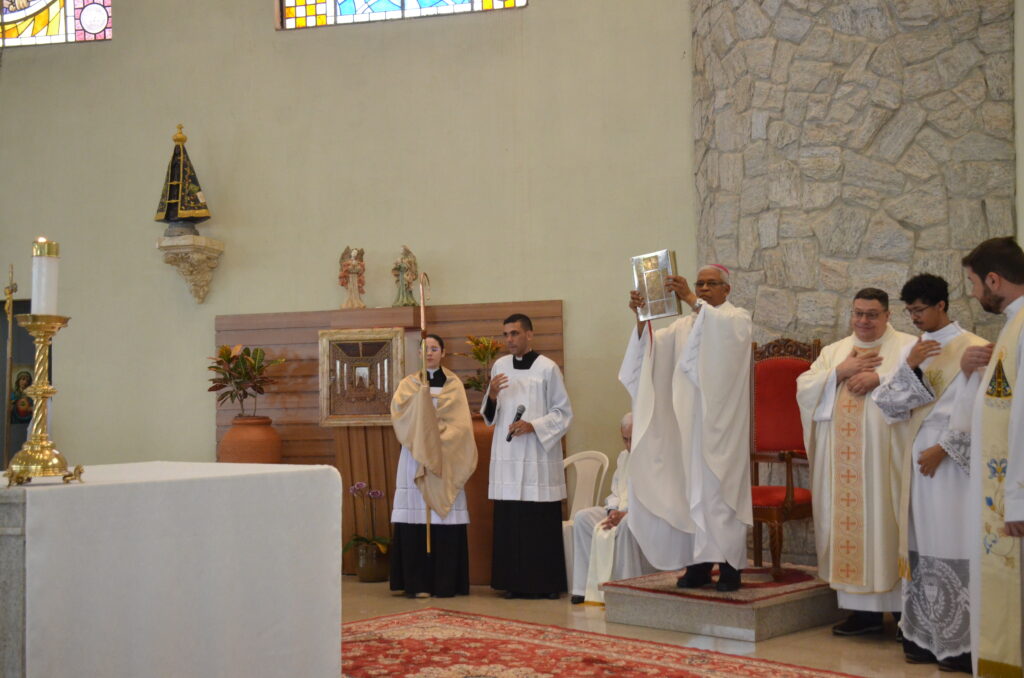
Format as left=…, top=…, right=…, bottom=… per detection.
left=341, top=608, right=860, bottom=677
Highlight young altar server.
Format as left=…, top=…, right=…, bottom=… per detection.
left=483, top=313, right=573, bottom=599
left=796, top=288, right=916, bottom=637
left=570, top=413, right=656, bottom=604
left=870, top=274, right=985, bottom=672
left=619, top=264, right=752, bottom=591
left=959, top=237, right=1024, bottom=677
left=389, top=334, right=478, bottom=598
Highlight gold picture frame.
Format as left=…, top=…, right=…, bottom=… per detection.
left=631, top=249, right=682, bottom=322
left=318, top=328, right=405, bottom=427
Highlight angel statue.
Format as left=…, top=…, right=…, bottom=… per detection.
left=338, top=246, right=366, bottom=310
left=390, top=245, right=418, bottom=307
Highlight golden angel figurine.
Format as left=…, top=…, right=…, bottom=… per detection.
left=339, top=246, right=366, bottom=310
left=391, top=245, right=418, bottom=307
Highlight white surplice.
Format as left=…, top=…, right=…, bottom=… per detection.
left=872, top=322, right=977, bottom=659
left=483, top=354, right=572, bottom=502
left=619, top=300, right=752, bottom=571
left=796, top=324, right=916, bottom=611
left=965, top=296, right=1024, bottom=671
left=569, top=449, right=656, bottom=601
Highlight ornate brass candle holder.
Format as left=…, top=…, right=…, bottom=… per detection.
left=4, top=314, right=83, bottom=486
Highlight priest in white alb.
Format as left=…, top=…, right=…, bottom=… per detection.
left=569, top=412, right=656, bottom=604
left=483, top=313, right=573, bottom=599
left=958, top=237, right=1024, bottom=678
left=619, top=264, right=752, bottom=591
left=796, top=288, right=916, bottom=637
left=870, top=274, right=985, bottom=672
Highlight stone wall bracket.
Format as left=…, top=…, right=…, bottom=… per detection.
left=157, top=235, right=225, bottom=304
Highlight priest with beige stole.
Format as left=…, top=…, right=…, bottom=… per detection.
left=796, top=288, right=916, bottom=636
left=390, top=334, right=478, bottom=598
left=483, top=313, right=573, bottom=599
left=619, top=264, right=752, bottom=592
left=870, top=274, right=986, bottom=672
left=958, top=237, right=1024, bottom=678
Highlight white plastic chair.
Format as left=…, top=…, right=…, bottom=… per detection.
left=562, top=451, right=609, bottom=593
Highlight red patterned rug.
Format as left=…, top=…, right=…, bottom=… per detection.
left=342, top=608, right=858, bottom=677
left=603, top=565, right=829, bottom=606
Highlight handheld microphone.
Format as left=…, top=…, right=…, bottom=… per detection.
left=506, top=405, right=526, bottom=442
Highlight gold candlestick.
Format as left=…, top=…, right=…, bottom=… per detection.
left=4, top=314, right=82, bottom=486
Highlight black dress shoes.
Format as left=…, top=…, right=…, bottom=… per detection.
left=937, top=653, right=971, bottom=673
left=716, top=562, right=742, bottom=592
left=832, top=611, right=884, bottom=636
left=676, top=562, right=713, bottom=589
left=570, top=595, right=585, bottom=604
left=903, top=639, right=937, bottom=664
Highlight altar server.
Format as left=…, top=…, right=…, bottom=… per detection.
left=483, top=313, right=573, bottom=599
left=959, top=237, right=1024, bottom=678
left=619, top=264, right=752, bottom=591
left=390, top=334, right=477, bottom=598
left=796, top=288, right=916, bottom=636
left=871, top=274, right=985, bottom=672
left=570, top=413, right=656, bottom=604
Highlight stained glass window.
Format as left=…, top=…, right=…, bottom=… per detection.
left=1, top=0, right=111, bottom=47
left=280, top=0, right=524, bottom=30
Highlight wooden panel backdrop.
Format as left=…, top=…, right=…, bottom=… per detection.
left=215, top=301, right=564, bottom=579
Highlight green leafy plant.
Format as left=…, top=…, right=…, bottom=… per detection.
left=343, top=482, right=390, bottom=554
left=207, top=344, right=285, bottom=417
left=457, top=335, right=505, bottom=392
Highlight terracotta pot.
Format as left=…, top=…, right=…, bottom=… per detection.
left=355, top=542, right=390, bottom=582
left=218, top=416, right=283, bottom=463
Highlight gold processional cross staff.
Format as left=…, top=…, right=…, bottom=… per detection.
left=3, top=265, right=16, bottom=468
left=417, top=271, right=432, bottom=554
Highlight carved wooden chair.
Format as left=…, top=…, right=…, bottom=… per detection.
left=750, top=338, right=820, bottom=580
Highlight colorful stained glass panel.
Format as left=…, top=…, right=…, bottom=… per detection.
left=1, top=0, right=110, bottom=47
left=279, top=0, right=520, bottom=29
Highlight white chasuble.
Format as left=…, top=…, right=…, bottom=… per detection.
left=796, top=325, right=915, bottom=599
left=968, top=297, right=1024, bottom=678
left=619, top=300, right=752, bottom=570
left=482, top=354, right=572, bottom=502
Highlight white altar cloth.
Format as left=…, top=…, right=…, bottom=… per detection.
left=22, top=461, right=341, bottom=678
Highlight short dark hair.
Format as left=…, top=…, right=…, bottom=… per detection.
left=424, top=333, right=445, bottom=351
left=853, top=287, right=889, bottom=310
left=503, top=313, right=533, bottom=331
left=961, top=237, right=1024, bottom=284
left=900, top=274, right=949, bottom=311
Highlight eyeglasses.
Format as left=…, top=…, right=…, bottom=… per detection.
left=851, top=311, right=883, bottom=320
left=694, top=280, right=725, bottom=288
left=905, top=304, right=936, bottom=317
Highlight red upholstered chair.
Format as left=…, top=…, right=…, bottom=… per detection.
left=750, top=338, right=820, bottom=580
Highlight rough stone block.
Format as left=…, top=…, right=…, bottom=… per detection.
left=843, top=150, right=906, bottom=195
left=801, top=180, right=842, bottom=210
left=741, top=175, right=770, bottom=214
left=861, top=211, right=913, bottom=261
left=771, top=39, right=797, bottom=83
left=768, top=120, right=800, bottom=148
left=753, top=81, right=787, bottom=110
left=715, top=109, right=752, bottom=152
left=977, top=19, right=1012, bottom=54
left=847, top=106, right=893, bottom=150
left=980, top=101, right=1014, bottom=141
left=894, top=24, right=953, bottom=64
left=849, top=260, right=911, bottom=295
left=795, top=26, right=833, bottom=60
left=820, top=258, right=850, bottom=291
left=763, top=247, right=787, bottom=286
left=980, top=0, right=1012, bottom=24
left=798, top=291, right=839, bottom=326
left=936, top=40, right=983, bottom=89
left=867, top=42, right=902, bottom=80
left=735, top=0, right=772, bottom=39
left=745, top=37, right=776, bottom=79
left=797, top=146, right=842, bottom=180
left=754, top=285, right=798, bottom=330
left=714, top=194, right=741, bottom=237
left=917, top=225, right=950, bottom=249
left=953, top=69, right=988, bottom=108
left=896, top=144, right=940, bottom=180
left=768, top=165, right=802, bottom=207
left=774, top=6, right=812, bottom=43
left=757, top=210, right=780, bottom=248
left=983, top=198, right=1014, bottom=237
left=948, top=199, right=989, bottom=249
left=950, top=132, right=1014, bottom=161
left=869, top=104, right=927, bottom=163
left=828, top=1, right=895, bottom=41
left=983, top=53, right=1013, bottom=100
left=870, top=77, right=902, bottom=109
left=789, top=60, right=833, bottom=91
left=802, top=121, right=850, bottom=145
left=720, top=152, right=745, bottom=192
left=929, top=100, right=975, bottom=138
left=781, top=239, right=820, bottom=288
left=903, top=61, right=942, bottom=99
left=710, top=10, right=739, bottom=57
left=814, top=204, right=872, bottom=256
left=884, top=176, right=948, bottom=228
left=892, top=0, right=940, bottom=27
left=944, top=161, right=1014, bottom=198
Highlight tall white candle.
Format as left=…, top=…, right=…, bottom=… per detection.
left=31, top=238, right=60, bottom=315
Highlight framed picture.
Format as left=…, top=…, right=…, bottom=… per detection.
left=9, top=364, right=34, bottom=424
left=631, top=249, right=682, bottom=322
left=318, top=328, right=405, bottom=426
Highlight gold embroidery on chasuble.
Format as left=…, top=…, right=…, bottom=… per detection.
left=978, top=310, right=1024, bottom=677
left=831, top=349, right=873, bottom=588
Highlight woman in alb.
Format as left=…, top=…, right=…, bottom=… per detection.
left=389, top=335, right=477, bottom=597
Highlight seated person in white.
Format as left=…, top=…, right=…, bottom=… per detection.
left=571, top=413, right=656, bottom=604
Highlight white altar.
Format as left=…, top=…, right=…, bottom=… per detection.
left=0, top=462, right=341, bottom=678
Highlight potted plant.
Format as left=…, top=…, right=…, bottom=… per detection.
left=459, top=335, right=504, bottom=393
left=208, top=344, right=286, bottom=463
left=343, top=482, right=391, bottom=582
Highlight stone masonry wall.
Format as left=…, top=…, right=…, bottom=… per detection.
left=693, top=0, right=1014, bottom=346
left=691, top=0, right=1014, bottom=562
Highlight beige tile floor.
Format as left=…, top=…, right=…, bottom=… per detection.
left=343, top=577, right=946, bottom=677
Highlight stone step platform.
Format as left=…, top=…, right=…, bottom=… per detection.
left=602, top=565, right=844, bottom=642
